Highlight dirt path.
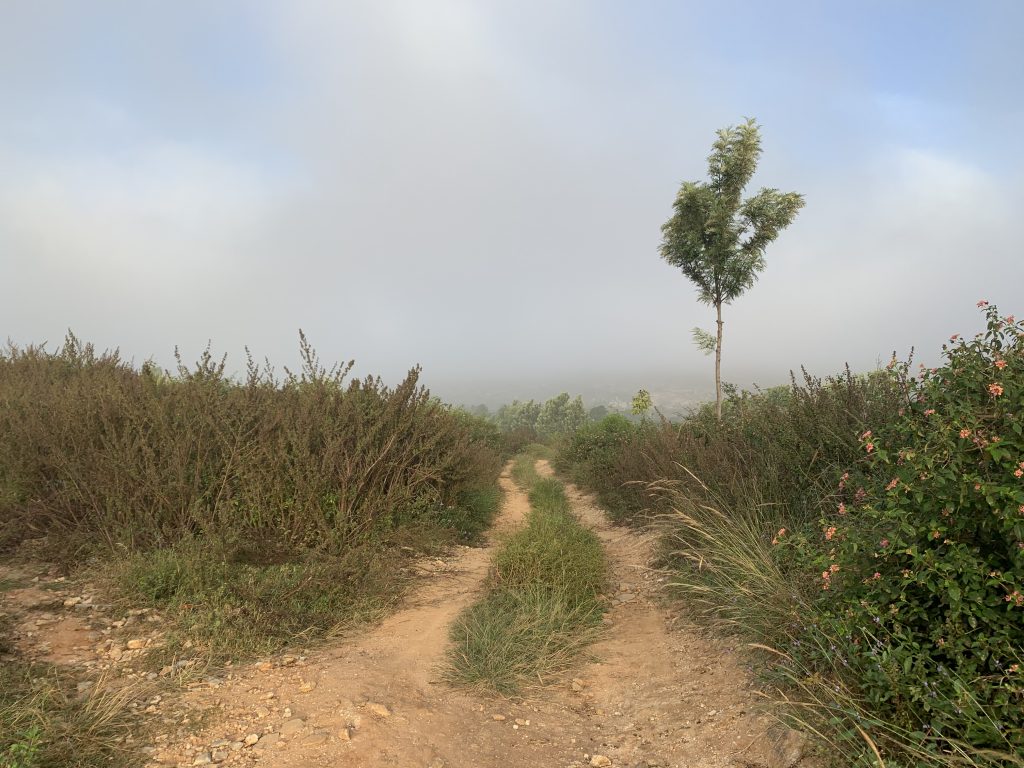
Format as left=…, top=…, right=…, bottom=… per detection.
left=1, top=462, right=787, bottom=767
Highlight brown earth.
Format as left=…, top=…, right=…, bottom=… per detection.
left=1, top=461, right=804, bottom=768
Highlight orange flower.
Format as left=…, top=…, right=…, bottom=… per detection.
left=825, top=526, right=837, bottom=541
left=959, top=428, right=971, bottom=438
left=988, top=383, right=1004, bottom=396
left=995, top=359, right=1007, bottom=370
left=865, top=442, right=875, bottom=453
left=886, top=478, right=898, bottom=491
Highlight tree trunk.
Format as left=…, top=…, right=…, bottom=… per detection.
left=715, top=302, right=723, bottom=423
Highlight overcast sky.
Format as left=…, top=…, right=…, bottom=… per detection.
left=3, top=1, right=1022, bottom=406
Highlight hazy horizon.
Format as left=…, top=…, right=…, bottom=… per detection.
left=4, top=2, right=1022, bottom=409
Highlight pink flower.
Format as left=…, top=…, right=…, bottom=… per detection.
left=949, top=333, right=960, bottom=342
left=989, top=383, right=1004, bottom=397
left=959, top=428, right=971, bottom=438
left=978, top=299, right=989, bottom=307
left=838, top=502, right=847, bottom=516
left=1018, top=505, right=1024, bottom=515
left=886, top=478, right=899, bottom=491
left=872, top=572, right=881, bottom=580
left=855, top=488, right=867, bottom=503
left=1007, top=315, right=1016, bottom=324
left=995, top=359, right=1007, bottom=370
left=924, top=408, right=936, bottom=416
left=861, top=430, right=872, bottom=440
left=865, top=442, right=875, bottom=453
left=825, top=526, right=837, bottom=541
left=1015, top=469, right=1023, bottom=478
left=829, top=563, right=840, bottom=573
left=880, top=538, right=890, bottom=548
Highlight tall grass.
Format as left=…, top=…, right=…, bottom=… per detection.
left=446, top=466, right=607, bottom=693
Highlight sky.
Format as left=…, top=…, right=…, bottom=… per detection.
left=2, top=1, right=1023, bottom=408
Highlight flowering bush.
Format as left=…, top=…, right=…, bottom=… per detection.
left=781, top=303, right=1024, bottom=758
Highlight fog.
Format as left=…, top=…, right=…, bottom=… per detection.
left=3, top=1, right=1022, bottom=409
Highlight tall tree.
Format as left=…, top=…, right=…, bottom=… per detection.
left=660, top=118, right=804, bottom=422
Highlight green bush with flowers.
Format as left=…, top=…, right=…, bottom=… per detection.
left=779, top=302, right=1024, bottom=759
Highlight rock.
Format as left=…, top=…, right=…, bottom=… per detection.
left=255, top=661, right=273, bottom=672
left=571, top=679, right=585, bottom=692
left=590, top=757, right=612, bottom=767
left=243, top=734, right=260, bottom=746
left=211, top=749, right=228, bottom=762
left=769, top=728, right=808, bottom=768
left=299, top=680, right=317, bottom=693
left=192, top=753, right=212, bottom=766
left=302, top=731, right=329, bottom=746
left=491, top=714, right=506, bottom=721
left=515, top=718, right=529, bottom=726
left=63, top=597, right=82, bottom=607
left=337, top=726, right=352, bottom=742
left=253, top=733, right=279, bottom=750
left=280, top=718, right=305, bottom=737
left=366, top=702, right=391, bottom=718
left=126, top=639, right=146, bottom=650
left=616, top=593, right=636, bottom=603
left=229, top=741, right=243, bottom=751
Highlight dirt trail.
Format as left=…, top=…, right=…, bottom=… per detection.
left=2, top=462, right=785, bottom=767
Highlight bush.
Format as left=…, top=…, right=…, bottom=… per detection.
left=0, top=332, right=501, bottom=559
left=777, top=304, right=1024, bottom=760
left=557, top=370, right=902, bottom=527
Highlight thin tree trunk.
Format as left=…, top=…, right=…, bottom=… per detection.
left=715, top=302, right=723, bottom=423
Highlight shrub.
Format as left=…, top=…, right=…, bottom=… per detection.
left=777, top=304, right=1024, bottom=760
left=0, top=332, right=501, bottom=559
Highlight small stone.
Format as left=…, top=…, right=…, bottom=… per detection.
left=337, top=726, right=352, bottom=742
left=63, top=597, right=82, bottom=607
left=590, top=757, right=612, bottom=767
left=126, top=639, right=146, bottom=650
left=366, top=702, right=391, bottom=718
left=280, top=718, right=305, bottom=737
left=571, top=678, right=585, bottom=692
left=255, top=661, right=273, bottom=672
left=244, top=734, right=260, bottom=746
left=211, top=749, right=228, bottom=762
left=514, top=719, right=529, bottom=726
left=192, top=753, right=212, bottom=766
left=616, top=593, right=636, bottom=603
left=491, top=714, right=506, bottom=721
left=302, top=731, right=329, bottom=746
left=229, top=741, right=244, bottom=751
left=298, top=680, right=316, bottom=693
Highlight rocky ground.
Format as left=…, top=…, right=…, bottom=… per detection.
left=0, top=462, right=817, bottom=768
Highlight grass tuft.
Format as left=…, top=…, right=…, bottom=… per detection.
left=446, top=459, right=607, bottom=693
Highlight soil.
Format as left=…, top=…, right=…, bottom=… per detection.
left=1, top=461, right=796, bottom=768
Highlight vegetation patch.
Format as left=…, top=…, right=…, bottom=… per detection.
left=1, top=614, right=144, bottom=768
left=446, top=465, right=607, bottom=693
left=557, top=305, right=1024, bottom=766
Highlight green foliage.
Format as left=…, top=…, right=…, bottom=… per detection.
left=535, top=393, right=587, bottom=439
left=660, top=118, right=804, bottom=307
left=631, top=389, right=653, bottom=417
left=446, top=458, right=607, bottom=693
left=692, top=327, right=717, bottom=356
left=777, top=304, right=1024, bottom=760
